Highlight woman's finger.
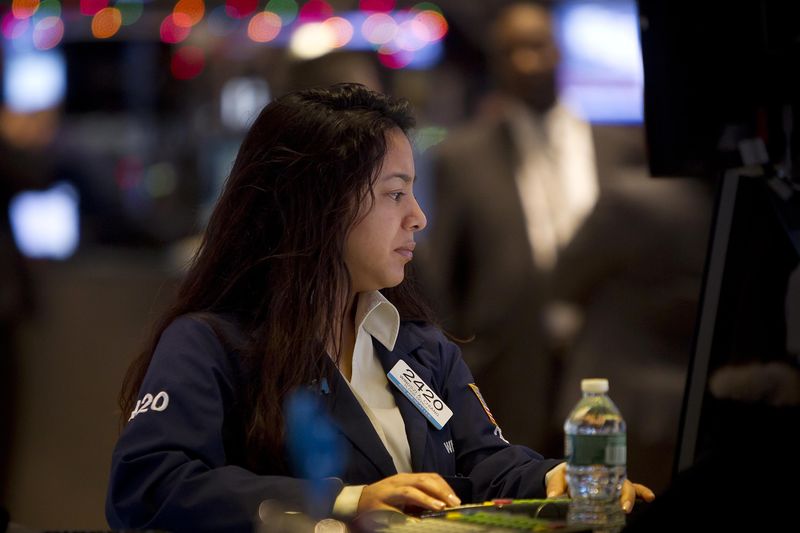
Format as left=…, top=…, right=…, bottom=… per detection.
left=546, top=463, right=567, bottom=498
left=620, top=480, right=637, bottom=513
left=633, top=482, right=656, bottom=502
left=409, top=473, right=461, bottom=507
left=386, top=485, right=447, bottom=511
left=359, top=473, right=463, bottom=514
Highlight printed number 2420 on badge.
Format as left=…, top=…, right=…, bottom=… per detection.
left=388, top=360, right=453, bottom=429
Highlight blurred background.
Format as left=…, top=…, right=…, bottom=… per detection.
left=0, top=0, right=718, bottom=528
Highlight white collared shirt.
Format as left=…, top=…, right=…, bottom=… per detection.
left=506, top=100, right=599, bottom=271
left=332, top=291, right=412, bottom=518
left=345, top=290, right=412, bottom=474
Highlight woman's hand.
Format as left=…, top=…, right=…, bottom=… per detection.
left=619, top=477, right=655, bottom=512
left=358, top=473, right=462, bottom=514
left=545, top=462, right=656, bottom=513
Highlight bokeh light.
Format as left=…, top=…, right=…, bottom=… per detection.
left=361, top=12, right=397, bottom=45
left=160, top=14, right=192, bottom=43
left=10, top=182, right=80, bottom=260
left=207, top=4, right=239, bottom=36
left=80, top=0, right=109, bottom=17
left=33, top=16, right=64, bottom=49
left=414, top=9, right=447, bottom=41
left=266, top=0, right=298, bottom=25
left=247, top=11, right=282, bottom=43
left=171, top=46, right=205, bottom=80
left=2, top=12, right=30, bottom=40
left=174, top=0, right=205, bottom=28
left=400, top=37, right=443, bottom=69
left=91, top=7, right=122, bottom=39
left=221, top=77, right=271, bottom=130
left=0, top=0, right=448, bottom=77
left=359, top=0, right=395, bottom=12
left=225, top=0, right=257, bottom=19
left=12, top=0, right=40, bottom=20
left=117, top=0, right=144, bottom=26
left=289, top=21, right=335, bottom=59
left=377, top=47, right=414, bottom=69
left=3, top=48, right=66, bottom=112
left=298, top=0, right=333, bottom=22
left=412, top=2, right=442, bottom=14
left=115, top=157, right=143, bottom=191
left=323, top=17, right=353, bottom=48
left=395, top=18, right=428, bottom=51
left=144, top=163, right=179, bottom=199
left=33, top=0, right=60, bottom=19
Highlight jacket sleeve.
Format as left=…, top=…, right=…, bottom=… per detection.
left=438, top=331, right=563, bottom=501
left=105, top=316, right=343, bottom=533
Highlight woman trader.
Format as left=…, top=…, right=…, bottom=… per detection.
left=106, top=84, right=653, bottom=532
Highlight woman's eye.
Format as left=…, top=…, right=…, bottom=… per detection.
left=389, top=192, right=405, bottom=201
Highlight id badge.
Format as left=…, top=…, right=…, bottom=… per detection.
left=388, top=360, right=453, bottom=429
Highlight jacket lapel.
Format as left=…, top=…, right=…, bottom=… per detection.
left=322, top=368, right=397, bottom=478
left=373, top=329, right=431, bottom=472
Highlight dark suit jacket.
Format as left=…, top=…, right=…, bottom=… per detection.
left=418, top=117, right=560, bottom=454
left=106, top=315, right=561, bottom=533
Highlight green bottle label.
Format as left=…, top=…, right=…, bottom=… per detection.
left=566, top=434, right=626, bottom=466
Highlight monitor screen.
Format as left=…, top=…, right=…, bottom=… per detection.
left=554, top=0, right=644, bottom=124
left=637, top=0, right=800, bottom=177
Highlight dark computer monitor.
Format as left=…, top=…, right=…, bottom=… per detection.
left=635, top=0, right=800, bottom=470
left=637, top=0, right=800, bottom=178
left=628, top=1, right=800, bottom=529
left=631, top=0, right=800, bottom=532
left=676, top=171, right=799, bottom=473
left=625, top=169, right=800, bottom=532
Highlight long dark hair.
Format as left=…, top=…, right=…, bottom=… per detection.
left=119, top=83, right=435, bottom=469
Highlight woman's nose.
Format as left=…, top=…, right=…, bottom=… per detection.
left=408, top=196, right=427, bottom=232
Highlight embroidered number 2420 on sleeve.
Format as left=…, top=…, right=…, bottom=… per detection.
left=128, top=391, right=170, bottom=421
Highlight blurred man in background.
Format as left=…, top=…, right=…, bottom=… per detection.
left=419, top=2, right=712, bottom=493
left=418, top=1, right=596, bottom=455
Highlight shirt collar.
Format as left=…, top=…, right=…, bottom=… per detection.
left=354, top=290, right=400, bottom=351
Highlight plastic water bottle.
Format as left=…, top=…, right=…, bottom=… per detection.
left=564, top=378, right=626, bottom=528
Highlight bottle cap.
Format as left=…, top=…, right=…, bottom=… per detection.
left=580, top=378, right=609, bottom=393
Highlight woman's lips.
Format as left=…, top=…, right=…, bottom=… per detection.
left=395, top=242, right=415, bottom=259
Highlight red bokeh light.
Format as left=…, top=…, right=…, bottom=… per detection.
left=160, top=14, right=192, bottom=44
left=378, top=47, right=413, bottom=69
left=225, top=0, right=258, bottom=19
left=80, top=0, right=109, bottom=17
left=2, top=12, right=29, bottom=39
left=171, top=46, right=206, bottom=80
left=298, top=0, right=333, bottom=22
left=359, top=0, right=395, bottom=12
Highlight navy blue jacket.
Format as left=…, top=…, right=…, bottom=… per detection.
left=106, top=315, right=561, bottom=532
